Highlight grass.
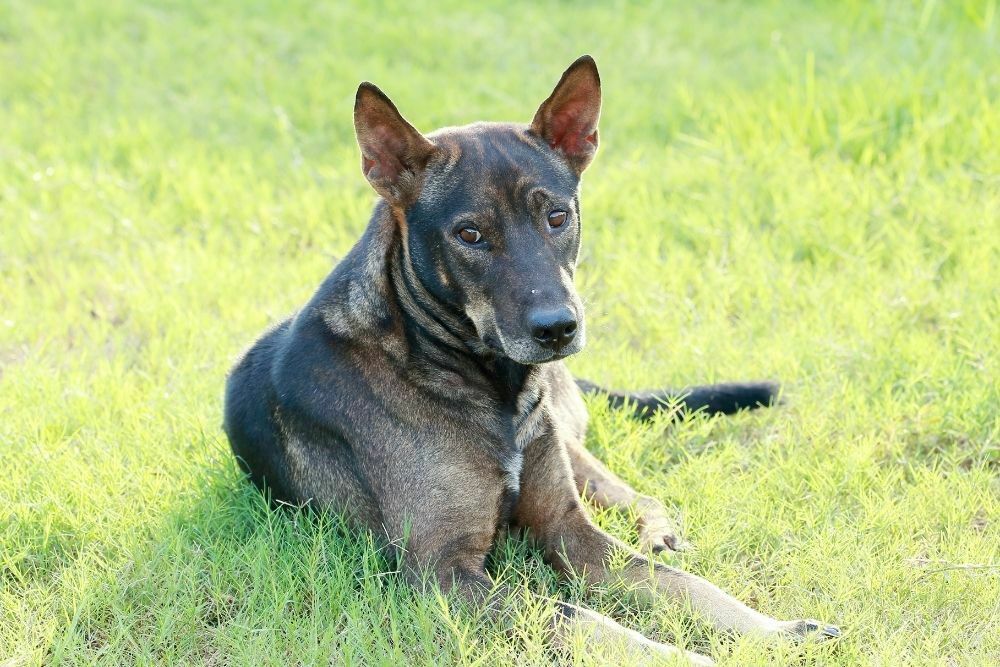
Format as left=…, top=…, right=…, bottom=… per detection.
left=2, top=0, right=998, bottom=664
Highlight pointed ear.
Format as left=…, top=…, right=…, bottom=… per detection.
left=530, top=55, right=602, bottom=174
left=354, top=82, right=435, bottom=204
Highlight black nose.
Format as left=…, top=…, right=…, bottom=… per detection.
left=529, top=307, right=577, bottom=351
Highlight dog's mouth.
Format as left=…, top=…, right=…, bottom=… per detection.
left=468, top=305, right=585, bottom=365
left=480, top=332, right=583, bottom=365
left=481, top=333, right=503, bottom=353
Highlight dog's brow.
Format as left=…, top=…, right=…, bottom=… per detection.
left=527, top=186, right=559, bottom=206
left=420, top=141, right=463, bottom=204
left=452, top=208, right=497, bottom=226
left=435, top=142, right=462, bottom=177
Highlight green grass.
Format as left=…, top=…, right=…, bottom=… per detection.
left=2, top=0, right=999, bottom=664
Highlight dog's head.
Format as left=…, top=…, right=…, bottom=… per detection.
left=353, top=56, right=601, bottom=365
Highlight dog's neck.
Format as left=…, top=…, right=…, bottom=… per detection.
left=323, top=201, right=538, bottom=403
left=386, top=210, right=479, bottom=355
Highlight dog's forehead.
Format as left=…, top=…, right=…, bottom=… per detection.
left=421, top=123, right=578, bottom=210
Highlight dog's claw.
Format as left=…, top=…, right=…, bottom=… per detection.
left=666, top=535, right=691, bottom=552
left=642, top=532, right=690, bottom=553
left=817, top=624, right=841, bottom=639
left=783, top=619, right=841, bottom=641
left=639, top=520, right=690, bottom=553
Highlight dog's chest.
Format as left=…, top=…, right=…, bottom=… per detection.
left=499, top=375, right=548, bottom=493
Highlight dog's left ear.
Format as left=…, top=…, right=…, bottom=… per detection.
left=531, top=55, right=602, bottom=174
left=354, top=82, right=435, bottom=205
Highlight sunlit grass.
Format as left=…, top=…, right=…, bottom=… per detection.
left=2, top=0, right=998, bottom=664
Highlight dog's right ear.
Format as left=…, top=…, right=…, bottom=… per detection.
left=354, top=83, right=435, bottom=205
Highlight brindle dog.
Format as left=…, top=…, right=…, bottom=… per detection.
left=224, top=56, right=839, bottom=664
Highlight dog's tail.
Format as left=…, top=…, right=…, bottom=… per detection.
left=576, top=379, right=780, bottom=420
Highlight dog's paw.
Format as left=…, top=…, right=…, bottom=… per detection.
left=776, top=618, right=841, bottom=641
left=638, top=517, right=690, bottom=553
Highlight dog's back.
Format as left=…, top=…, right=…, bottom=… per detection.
left=224, top=318, right=293, bottom=500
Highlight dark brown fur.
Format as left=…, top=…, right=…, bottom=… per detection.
left=224, top=57, right=837, bottom=664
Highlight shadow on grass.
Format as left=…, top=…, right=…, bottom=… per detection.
left=43, top=463, right=421, bottom=664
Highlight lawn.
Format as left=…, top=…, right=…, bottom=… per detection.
left=2, top=0, right=998, bottom=664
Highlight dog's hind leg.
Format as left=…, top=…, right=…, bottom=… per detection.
left=567, top=438, right=690, bottom=553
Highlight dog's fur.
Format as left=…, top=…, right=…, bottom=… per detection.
left=224, top=56, right=838, bottom=664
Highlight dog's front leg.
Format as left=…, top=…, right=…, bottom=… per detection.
left=516, top=434, right=840, bottom=642
left=549, top=599, right=716, bottom=665
left=567, top=437, right=690, bottom=553
left=393, top=527, right=711, bottom=664
left=553, top=366, right=688, bottom=553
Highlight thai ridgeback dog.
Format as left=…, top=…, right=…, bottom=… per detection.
left=224, top=56, right=839, bottom=664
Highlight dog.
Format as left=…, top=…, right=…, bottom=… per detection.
left=223, top=56, right=839, bottom=664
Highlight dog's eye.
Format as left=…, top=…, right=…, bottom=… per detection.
left=458, top=227, right=483, bottom=245
left=548, top=210, right=568, bottom=228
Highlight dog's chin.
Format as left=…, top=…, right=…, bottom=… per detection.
left=498, top=339, right=585, bottom=365
left=477, top=329, right=585, bottom=365
left=520, top=351, right=575, bottom=364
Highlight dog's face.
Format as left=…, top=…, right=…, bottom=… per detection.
left=405, top=123, right=587, bottom=364
left=354, top=57, right=601, bottom=364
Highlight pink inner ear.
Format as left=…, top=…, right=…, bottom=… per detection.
left=548, top=98, right=598, bottom=157
left=362, top=124, right=407, bottom=183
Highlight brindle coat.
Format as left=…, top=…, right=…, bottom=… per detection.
left=224, top=56, right=839, bottom=664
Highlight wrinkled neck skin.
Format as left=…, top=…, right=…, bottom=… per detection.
left=323, top=201, right=538, bottom=403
